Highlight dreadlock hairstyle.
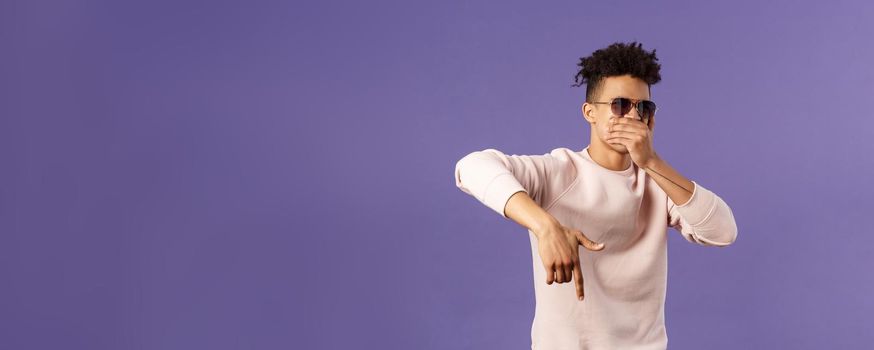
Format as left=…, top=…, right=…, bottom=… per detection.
left=571, top=41, right=662, bottom=102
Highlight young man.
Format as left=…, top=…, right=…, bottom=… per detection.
left=453, top=42, right=738, bottom=349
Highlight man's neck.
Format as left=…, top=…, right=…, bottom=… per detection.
left=586, top=142, right=632, bottom=171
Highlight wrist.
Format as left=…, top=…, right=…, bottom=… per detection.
left=531, top=212, right=559, bottom=237
left=644, top=152, right=662, bottom=170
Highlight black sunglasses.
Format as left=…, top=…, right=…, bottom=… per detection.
left=590, top=97, right=658, bottom=121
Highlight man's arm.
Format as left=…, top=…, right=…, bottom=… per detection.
left=642, top=155, right=694, bottom=207
left=644, top=156, right=738, bottom=246
left=606, top=116, right=737, bottom=246
left=503, top=190, right=560, bottom=233
left=454, top=149, right=605, bottom=300
left=453, top=148, right=575, bottom=218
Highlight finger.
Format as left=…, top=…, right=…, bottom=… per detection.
left=606, top=137, right=633, bottom=148
left=555, top=263, right=566, bottom=283
left=614, top=116, right=647, bottom=125
left=563, top=260, right=574, bottom=285
left=605, top=135, right=634, bottom=145
left=575, top=230, right=605, bottom=251
left=545, top=264, right=555, bottom=285
left=608, top=130, right=642, bottom=139
left=573, top=259, right=585, bottom=300
left=609, top=123, right=645, bottom=133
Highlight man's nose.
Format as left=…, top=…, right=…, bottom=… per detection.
left=623, top=105, right=642, bottom=120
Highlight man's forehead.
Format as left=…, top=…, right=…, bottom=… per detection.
left=600, top=75, right=651, bottom=100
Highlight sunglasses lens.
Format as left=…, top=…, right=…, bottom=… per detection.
left=640, top=101, right=656, bottom=119
left=611, top=98, right=632, bottom=116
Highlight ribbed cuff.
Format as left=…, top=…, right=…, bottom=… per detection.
left=674, top=180, right=717, bottom=226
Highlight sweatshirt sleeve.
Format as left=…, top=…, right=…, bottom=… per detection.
left=454, top=148, right=576, bottom=218
left=667, top=180, right=738, bottom=247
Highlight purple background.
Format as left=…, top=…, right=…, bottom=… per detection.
left=2, top=0, right=873, bottom=349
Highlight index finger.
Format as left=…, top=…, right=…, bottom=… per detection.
left=574, top=259, right=585, bottom=301
left=613, top=116, right=647, bottom=128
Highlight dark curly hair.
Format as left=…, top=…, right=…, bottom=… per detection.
left=571, top=41, right=661, bottom=102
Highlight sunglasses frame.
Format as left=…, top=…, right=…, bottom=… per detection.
left=589, top=97, right=658, bottom=122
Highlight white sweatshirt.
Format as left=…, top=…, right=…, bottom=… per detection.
left=454, top=146, right=738, bottom=350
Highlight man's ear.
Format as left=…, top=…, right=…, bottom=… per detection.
left=582, top=103, right=595, bottom=124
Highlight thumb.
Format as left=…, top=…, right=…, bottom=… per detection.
left=575, top=230, right=605, bottom=251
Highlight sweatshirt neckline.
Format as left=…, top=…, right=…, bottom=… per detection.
left=581, top=146, right=635, bottom=175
